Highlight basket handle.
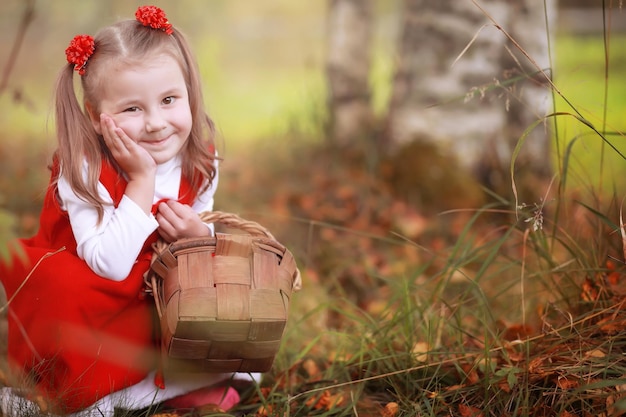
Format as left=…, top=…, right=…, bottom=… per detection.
left=199, top=211, right=276, bottom=240
left=146, top=211, right=302, bottom=292
left=150, top=211, right=275, bottom=256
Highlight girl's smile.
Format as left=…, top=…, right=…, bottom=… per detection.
left=140, top=136, right=171, bottom=146
left=90, top=53, right=192, bottom=165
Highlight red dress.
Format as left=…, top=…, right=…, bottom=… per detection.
left=0, top=158, right=195, bottom=414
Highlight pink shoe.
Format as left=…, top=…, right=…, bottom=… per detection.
left=164, top=385, right=240, bottom=411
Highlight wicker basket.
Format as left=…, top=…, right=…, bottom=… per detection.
left=146, top=211, right=300, bottom=373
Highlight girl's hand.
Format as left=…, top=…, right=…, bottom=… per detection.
left=100, top=113, right=156, bottom=216
left=100, top=113, right=156, bottom=180
left=156, top=200, right=210, bottom=242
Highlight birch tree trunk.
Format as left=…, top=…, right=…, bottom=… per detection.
left=385, top=0, right=556, bottom=196
left=325, top=0, right=375, bottom=145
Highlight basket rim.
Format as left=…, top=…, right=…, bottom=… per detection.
left=144, top=211, right=302, bottom=293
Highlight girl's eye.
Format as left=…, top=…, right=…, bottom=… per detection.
left=163, top=96, right=175, bottom=105
left=124, top=106, right=140, bottom=113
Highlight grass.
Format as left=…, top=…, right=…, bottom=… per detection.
left=224, top=152, right=626, bottom=416
left=214, top=26, right=626, bottom=417
left=1, top=3, right=626, bottom=416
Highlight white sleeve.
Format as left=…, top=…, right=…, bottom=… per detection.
left=57, top=175, right=159, bottom=282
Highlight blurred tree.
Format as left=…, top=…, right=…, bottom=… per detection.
left=325, top=0, right=375, bottom=145
left=0, top=0, right=35, bottom=97
left=0, top=0, right=35, bottom=253
left=325, top=0, right=556, bottom=201
left=385, top=0, right=556, bottom=198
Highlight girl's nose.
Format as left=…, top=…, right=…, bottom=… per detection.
left=145, top=112, right=166, bottom=133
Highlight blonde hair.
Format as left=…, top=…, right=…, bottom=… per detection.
left=54, top=19, right=217, bottom=221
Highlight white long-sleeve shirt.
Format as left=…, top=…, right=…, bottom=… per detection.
left=56, top=154, right=218, bottom=281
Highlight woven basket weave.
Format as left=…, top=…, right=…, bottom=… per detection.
left=146, top=211, right=300, bottom=373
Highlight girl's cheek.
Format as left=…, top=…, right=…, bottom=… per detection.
left=114, top=120, right=139, bottom=141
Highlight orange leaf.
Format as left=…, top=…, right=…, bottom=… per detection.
left=581, top=277, right=598, bottom=302
left=555, top=376, right=579, bottom=390
left=255, top=404, right=273, bottom=416
left=528, top=356, right=547, bottom=376
left=302, top=358, right=323, bottom=381
left=502, top=323, right=534, bottom=341
left=458, top=403, right=483, bottom=417
left=460, top=363, right=480, bottom=385
left=607, top=259, right=617, bottom=270
left=382, top=402, right=399, bottom=417
left=597, top=316, right=626, bottom=335
left=305, top=390, right=346, bottom=411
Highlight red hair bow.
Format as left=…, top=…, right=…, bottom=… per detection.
left=65, top=34, right=95, bottom=75
left=135, top=5, right=173, bottom=35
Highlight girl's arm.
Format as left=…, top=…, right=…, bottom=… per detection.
left=57, top=173, right=159, bottom=281
left=58, top=158, right=218, bottom=281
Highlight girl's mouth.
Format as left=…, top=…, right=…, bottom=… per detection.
left=142, top=136, right=169, bottom=146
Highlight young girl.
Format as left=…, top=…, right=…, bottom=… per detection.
left=0, top=5, right=255, bottom=416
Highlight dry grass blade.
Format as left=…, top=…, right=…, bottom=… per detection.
left=0, top=247, right=65, bottom=314
left=619, top=201, right=626, bottom=262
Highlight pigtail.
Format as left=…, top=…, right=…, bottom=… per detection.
left=53, top=63, right=105, bottom=220
left=171, top=28, right=218, bottom=194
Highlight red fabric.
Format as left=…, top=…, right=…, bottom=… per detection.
left=0, top=158, right=196, bottom=414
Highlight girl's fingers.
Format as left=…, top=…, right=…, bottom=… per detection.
left=157, top=203, right=181, bottom=231
left=156, top=200, right=174, bottom=219
left=114, top=127, right=135, bottom=148
left=156, top=214, right=175, bottom=241
left=101, top=115, right=125, bottom=152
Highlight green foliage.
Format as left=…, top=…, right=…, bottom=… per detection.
left=552, top=34, right=626, bottom=192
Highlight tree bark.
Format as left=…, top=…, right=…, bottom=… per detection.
left=325, top=0, right=375, bottom=145
left=385, top=0, right=556, bottom=195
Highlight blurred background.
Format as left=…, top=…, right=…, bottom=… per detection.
left=0, top=0, right=626, bottom=415
left=1, top=1, right=624, bottom=192
left=0, top=1, right=334, bottom=147
left=2, top=3, right=626, bottom=414
left=0, top=1, right=625, bottom=299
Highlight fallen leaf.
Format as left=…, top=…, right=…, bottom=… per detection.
left=597, top=316, right=626, bottom=335
left=305, top=389, right=346, bottom=411
left=382, top=402, right=399, bottom=417
left=302, top=358, right=322, bottom=381
left=459, top=403, right=483, bottom=417
left=555, top=375, right=579, bottom=390
left=460, top=362, right=480, bottom=385
left=581, top=277, right=598, bottom=302
left=585, top=348, right=606, bottom=359
left=501, top=323, right=534, bottom=341
left=412, top=342, right=429, bottom=362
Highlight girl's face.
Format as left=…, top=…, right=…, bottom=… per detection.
left=91, top=54, right=192, bottom=165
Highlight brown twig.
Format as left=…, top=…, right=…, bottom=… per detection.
left=0, top=0, right=36, bottom=96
